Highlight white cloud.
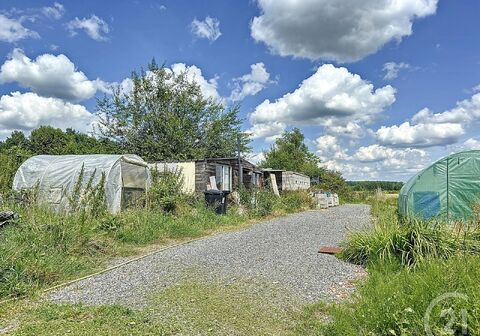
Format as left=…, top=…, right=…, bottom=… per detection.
left=323, top=121, right=365, bottom=139
left=376, top=122, right=464, bottom=148
left=315, top=135, right=349, bottom=161
left=249, top=64, right=396, bottom=139
left=321, top=159, right=377, bottom=179
left=0, top=14, right=39, bottom=43
left=170, top=63, right=220, bottom=101
left=376, top=92, right=480, bottom=149
left=463, top=138, right=480, bottom=150
left=383, top=62, right=411, bottom=80
left=411, top=93, right=480, bottom=125
left=247, top=122, right=285, bottom=142
left=66, top=15, right=109, bottom=41
left=246, top=152, right=265, bottom=165
left=251, top=0, right=438, bottom=62
left=230, top=62, right=271, bottom=101
left=42, top=2, right=65, bottom=20
left=0, top=91, right=94, bottom=135
left=353, top=144, right=427, bottom=166
left=191, top=16, right=221, bottom=42
left=0, top=48, right=108, bottom=102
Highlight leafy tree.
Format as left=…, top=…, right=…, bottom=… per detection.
left=260, top=128, right=322, bottom=176
left=96, top=60, right=249, bottom=161
left=259, top=128, right=350, bottom=193
left=29, top=126, right=69, bottom=155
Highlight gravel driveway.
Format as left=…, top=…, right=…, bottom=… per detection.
left=49, top=204, right=371, bottom=307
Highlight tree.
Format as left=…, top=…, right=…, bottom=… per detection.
left=96, top=60, right=249, bottom=161
left=259, top=128, right=350, bottom=193
left=260, top=128, right=321, bottom=176
left=29, top=126, right=69, bottom=155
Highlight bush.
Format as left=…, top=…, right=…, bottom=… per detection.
left=237, top=187, right=277, bottom=217
left=279, top=191, right=313, bottom=213
left=146, top=168, right=185, bottom=213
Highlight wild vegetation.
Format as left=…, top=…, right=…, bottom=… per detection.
left=347, top=180, right=404, bottom=191
left=259, top=128, right=351, bottom=196
left=0, top=170, right=313, bottom=301
left=296, top=196, right=480, bottom=335
left=97, top=60, right=249, bottom=161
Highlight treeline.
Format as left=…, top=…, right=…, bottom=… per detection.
left=0, top=126, right=120, bottom=193
left=347, top=180, right=404, bottom=191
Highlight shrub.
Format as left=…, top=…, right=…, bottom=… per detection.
left=237, top=187, right=278, bottom=217
left=146, top=167, right=185, bottom=213
left=279, top=190, right=313, bottom=213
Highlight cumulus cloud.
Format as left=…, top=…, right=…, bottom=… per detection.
left=0, top=91, right=94, bottom=135
left=0, top=48, right=108, bottom=102
left=230, top=62, right=271, bottom=101
left=247, top=122, right=286, bottom=142
left=383, top=62, right=411, bottom=80
left=169, top=63, right=220, bottom=101
left=321, top=159, right=377, bottom=179
left=248, top=64, right=396, bottom=139
left=377, top=92, right=480, bottom=148
left=191, top=16, right=221, bottom=42
left=42, top=2, right=65, bottom=20
left=376, top=122, right=464, bottom=148
left=0, top=14, right=39, bottom=43
left=353, top=144, right=427, bottom=166
left=251, top=0, right=438, bottom=62
left=315, top=135, right=349, bottom=161
left=412, top=93, right=480, bottom=125
left=66, top=15, right=109, bottom=41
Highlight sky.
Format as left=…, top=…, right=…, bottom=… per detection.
left=0, top=0, right=479, bottom=181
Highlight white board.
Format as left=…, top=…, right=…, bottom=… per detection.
left=270, top=173, right=280, bottom=196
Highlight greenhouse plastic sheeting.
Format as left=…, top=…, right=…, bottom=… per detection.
left=398, top=150, right=480, bottom=220
left=13, top=154, right=149, bottom=214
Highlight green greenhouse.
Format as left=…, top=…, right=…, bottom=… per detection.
left=398, top=150, right=480, bottom=220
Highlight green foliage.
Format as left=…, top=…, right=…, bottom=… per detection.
left=279, top=191, right=314, bottom=213
left=314, top=255, right=480, bottom=335
left=341, top=198, right=480, bottom=268
left=145, top=167, right=186, bottom=213
left=96, top=60, right=249, bottom=161
left=259, top=128, right=350, bottom=196
left=0, top=126, right=120, bottom=194
left=259, top=128, right=321, bottom=176
left=348, top=180, right=404, bottom=191
left=0, top=147, right=31, bottom=194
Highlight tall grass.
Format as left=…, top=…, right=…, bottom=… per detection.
left=341, top=198, right=480, bottom=268
left=0, top=185, right=313, bottom=300
left=303, top=196, right=480, bottom=335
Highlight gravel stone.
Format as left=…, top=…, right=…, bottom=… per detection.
left=48, top=204, right=371, bottom=307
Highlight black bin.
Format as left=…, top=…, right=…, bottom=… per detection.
left=204, top=189, right=229, bottom=214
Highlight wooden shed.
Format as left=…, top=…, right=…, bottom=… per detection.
left=263, top=169, right=311, bottom=192
left=149, top=157, right=262, bottom=193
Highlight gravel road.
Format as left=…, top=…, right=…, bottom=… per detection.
left=49, top=204, right=371, bottom=307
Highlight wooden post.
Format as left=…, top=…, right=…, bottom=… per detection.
left=237, top=135, right=243, bottom=188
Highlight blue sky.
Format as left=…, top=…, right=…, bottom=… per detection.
left=0, top=0, right=479, bottom=181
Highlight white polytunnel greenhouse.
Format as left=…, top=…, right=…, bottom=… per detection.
left=12, top=154, right=150, bottom=214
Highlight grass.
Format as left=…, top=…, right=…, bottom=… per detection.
left=0, top=189, right=312, bottom=300
left=300, top=196, right=480, bottom=335
left=1, top=277, right=305, bottom=335
left=341, top=197, right=480, bottom=268
left=5, top=191, right=480, bottom=335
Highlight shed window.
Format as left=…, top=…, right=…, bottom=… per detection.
left=215, top=164, right=231, bottom=191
